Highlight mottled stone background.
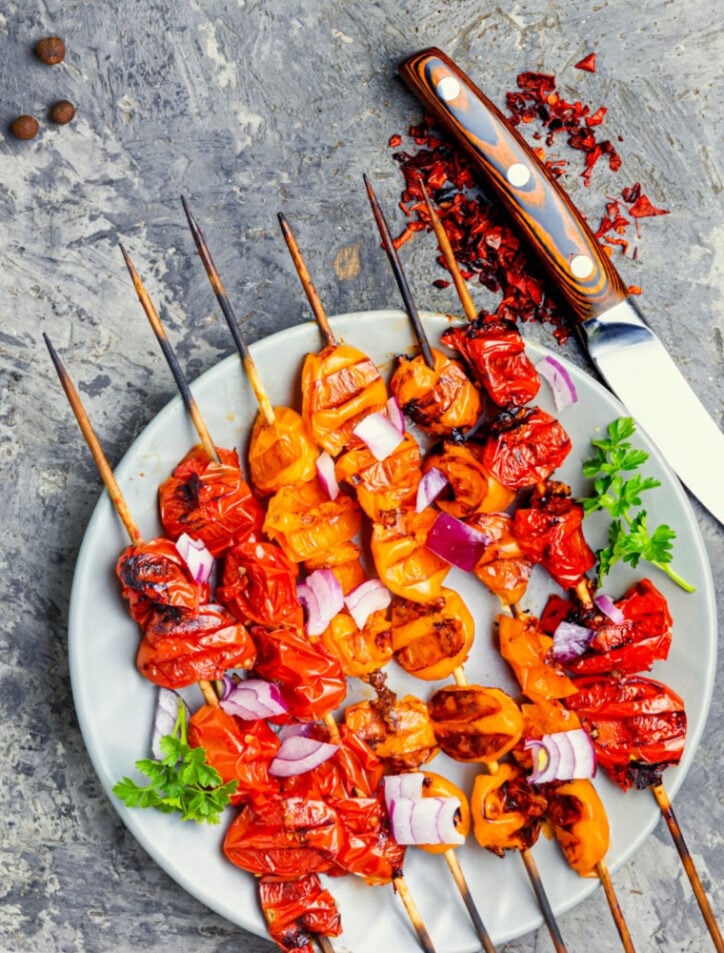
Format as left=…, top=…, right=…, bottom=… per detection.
left=0, top=1, right=721, bottom=952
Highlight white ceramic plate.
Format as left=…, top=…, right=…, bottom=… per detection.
left=68, top=310, right=716, bottom=953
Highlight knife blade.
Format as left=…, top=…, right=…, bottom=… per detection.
left=399, top=47, right=724, bottom=524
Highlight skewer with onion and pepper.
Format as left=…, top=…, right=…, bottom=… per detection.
left=120, top=239, right=351, bottom=724
left=277, top=208, right=534, bottom=953
left=44, top=334, right=257, bottom=699
left=44, top=335, right=345, bottom=953
left=281, top=192, right=579, bottom=952
left=542, top=587, right=723, bottom=952
left=267, top=213, right=444, bottom=950
left=407, top=185, right=641, bottom=950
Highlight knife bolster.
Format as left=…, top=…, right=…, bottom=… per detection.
left=582, top=298, right=655, bottom=356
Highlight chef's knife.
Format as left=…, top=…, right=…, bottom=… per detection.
left=399, top=48, right=724, bottom=524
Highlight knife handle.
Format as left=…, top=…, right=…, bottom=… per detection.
left=399, top=48, right=630, bottom=323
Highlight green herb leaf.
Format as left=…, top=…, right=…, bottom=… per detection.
left=579, top=417, right=694, bottom=593
left=112, top=699, right=237, bottom=825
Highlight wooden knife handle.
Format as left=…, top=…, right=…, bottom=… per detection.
left=398, top=48, right=630, bottom=322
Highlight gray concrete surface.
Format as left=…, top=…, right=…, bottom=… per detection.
left=1, top=1, right=721, bottom=951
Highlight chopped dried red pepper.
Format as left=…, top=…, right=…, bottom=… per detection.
left=574, top=53, right=597, bottom=73
left=628, top=195, right=670, bottom=218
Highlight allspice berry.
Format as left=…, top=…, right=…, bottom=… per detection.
left=35, top=35, right=66, bottom=65
left=49, top=100, right=75, bottom=125
left=11, top=115, right=40, bottom=140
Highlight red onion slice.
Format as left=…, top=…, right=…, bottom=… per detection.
left=316, top=451, right=340, bottom=500
left=425, top=511, right=491, bottom=572
left=415, top=467, right=449, bottom=513
left=151, top=687, right=189, bottom=759
left=297, top=568, right=344, bottom=636
left=220, top=678, right=289, bottom=720
left=269, top=734, right=339, bottom=777
left=526, top=729, right=596, bottom=783
left=386, top=396, right=406, bottom=435
left=383, top=773, right=425, bottom=807
left=389, top=796, right=464, bottom=845
left=551, top=620, right=594, bottom=663
left=594, top=592, right=625, bottom=624
left=344, top=579, right=392, bottom=629
left=175, top=532, right=215, bottom=584
left=536, top=355, right=578, bottom=412
left=352, top=411, right=405, bottom=461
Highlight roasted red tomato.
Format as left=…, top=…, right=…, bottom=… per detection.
left=482, top=407, right=572, bottom=489
left=217, top=531, right=303, bottom=630
left=258, top=874, right=342, bottom=953
left=136, top=603, right=256, bottom=689
left=251, top=625, right=347, bottom=722
left=281, top=725, right=384, bottom=802
left=187, top=703, right=280, bottom=803
left=441, top=317, right=540, bottom=407
left=541, top=579, right=673, bottom=676
left=116, top=536, right=208, bottom=627
left=566, top=674, right=686, bottom=790
left=158, top=445, right=263, bottom=557
left=224, top=796, right=344, bottom=878
left=513, top=481, right=595, bottom=590
left=328, top=795, right=406, bottom=885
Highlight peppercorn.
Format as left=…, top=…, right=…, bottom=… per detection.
left=10, top=115, right=40, bottom=140
left=49, top=100, right=75, bottom=125
left=35, top=36, right=66, bottom=65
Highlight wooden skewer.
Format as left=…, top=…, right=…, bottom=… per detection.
left=181, top=196, right=275, bottom=427
left=363, top=174, right=435, bottom=369
left=316, top=937, right=336, bottom=953
left=519, top=848, right=569, bottom=953
left=43, top=334, right=219, bottom=708
left=443, top=848, right=498, bottom=953
left=651, top=783, right=724, bottom=952
left=596, top=861, right=637, bottom=953
left=44, top=333, right=142, bottom=545
left=417, top=177, right=479, bottom=323
left=277, top=212, right=337, bottom=347
left=118, top=243, right=220, bottom=463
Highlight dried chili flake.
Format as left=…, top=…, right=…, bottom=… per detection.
left=388, top=133, right=403, bottom=148
left=387, top=114, right=571, bottom=342
left=628, top=194, right=669, bottom=218
left=505, top=67, right=615, bottom=187
left=574, top=53, right=597, bottom=73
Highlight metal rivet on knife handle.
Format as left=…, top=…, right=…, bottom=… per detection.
left=398, top=47, right=630, bottom=324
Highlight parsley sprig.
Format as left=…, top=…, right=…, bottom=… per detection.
left=580, top=416, right=695, bottom=593
left=113, top=700, right=237, bottom=824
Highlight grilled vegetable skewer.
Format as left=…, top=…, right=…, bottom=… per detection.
left=44, top=334, right=222, bottom=706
